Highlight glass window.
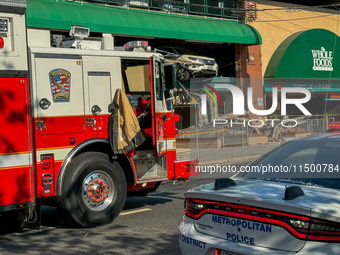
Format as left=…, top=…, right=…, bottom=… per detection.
left=245, top=139, right=340, bottom=189
left=154, top=61, right=164, bottom=101
left=282, top=148, right=317, bottom=165
left=173, top=47, right=197, bottom=55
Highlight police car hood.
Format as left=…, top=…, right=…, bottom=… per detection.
left=185, top=178, right=340, bottom=252
left=185, top=178, right=340, bottom=222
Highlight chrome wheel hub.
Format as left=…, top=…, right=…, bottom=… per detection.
left=177, top=68, right=186, bottom=80
left=82, top=171, right=114, bottom=211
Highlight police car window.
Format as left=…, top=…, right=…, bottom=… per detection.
left=282, top=148, right=317, bottom=165
left=245, top=140, right=340, bottom=189
left=249, top=141, right=340, bottom=166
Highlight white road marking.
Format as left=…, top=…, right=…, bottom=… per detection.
left=119, top=208, right=151, bottom=215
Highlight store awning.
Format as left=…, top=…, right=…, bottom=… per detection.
left=264, top=29, right=340, bottom=93
left=26, top=0, right=262, bottom=45
left=265, top=29, right=340, bottom=80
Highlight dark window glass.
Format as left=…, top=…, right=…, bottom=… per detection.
left=245, top=138, right=340, bottom=189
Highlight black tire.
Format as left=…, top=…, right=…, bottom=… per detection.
left=176, top=66, right=190, bottom=83
left=56, top=152, right=127, bottom=227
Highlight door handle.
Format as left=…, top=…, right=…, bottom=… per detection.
left=87, top=118, right=96, bottom=127
left=36, top=120, right=46, bottom=131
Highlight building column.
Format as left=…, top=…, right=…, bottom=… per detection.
left=235, top=44, right=263, bottom=119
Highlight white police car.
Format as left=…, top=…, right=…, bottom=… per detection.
left=179, top=123, right=340, bottom=255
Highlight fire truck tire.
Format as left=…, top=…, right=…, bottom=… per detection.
left=56, top=152, right=127, bottom=227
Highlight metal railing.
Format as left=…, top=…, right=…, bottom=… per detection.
left=84, top=0, right=239, bottom=19
left=176, top=125, right=227, bottom=139
left=327, top=105, right=340, bottom=121
left=176, top=117, right=337, bottom=148
left=221, top=123, right=248, bottom=147
left=295, top=118, right=335, bottom=134
left=176, top=122, right=248, bottom=147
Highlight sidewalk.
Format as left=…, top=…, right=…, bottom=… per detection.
left=176, top=142, right=282, bottom=165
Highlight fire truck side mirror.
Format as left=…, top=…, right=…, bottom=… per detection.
left=164, top=65, right=177, bottom=90
left=165, top=89, right=176, bottom=101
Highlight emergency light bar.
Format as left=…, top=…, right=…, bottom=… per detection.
left=328, top=122, right=340, bottom=130
left=0, top=0, right=26, bottom=8
left=124, top=41, right=149, bottom=51
left=69, top=26, right=90, bottom=39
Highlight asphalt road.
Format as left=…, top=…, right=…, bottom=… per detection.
left=0, top=162, right=248, bottom=255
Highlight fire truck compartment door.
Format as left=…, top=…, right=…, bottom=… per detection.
left=0, top=77, right=34, bottom=207
left=33, top=54, right=85, bottom=135
left=82, top=56, right=121, bottom=132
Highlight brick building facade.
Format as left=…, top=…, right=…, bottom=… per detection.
left=235, top=44, right=264, bottom=119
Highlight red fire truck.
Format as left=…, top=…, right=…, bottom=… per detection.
left=0, top=1, right=197, bottom=228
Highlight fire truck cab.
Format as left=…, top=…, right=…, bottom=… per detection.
left=0, top=2, right=197, bottom=228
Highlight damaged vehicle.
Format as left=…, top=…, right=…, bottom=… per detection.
left=157, top=46, right=218, bottom=78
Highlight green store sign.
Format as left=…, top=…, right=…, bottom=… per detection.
left=264, top=29, right=340, bottom=92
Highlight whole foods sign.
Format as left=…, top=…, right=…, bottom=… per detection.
left=312, top=47, right=333, bottom=71
left=268, top=29, right=340, bottom=79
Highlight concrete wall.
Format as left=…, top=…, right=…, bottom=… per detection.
left=248, top=133, right=268, bottom=146
left=249, top=0, right=340, bottom=77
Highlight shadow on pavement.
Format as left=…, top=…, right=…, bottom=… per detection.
left=0, top=195, right=181, bottom=255
left=0, top=222, right=181, bottom=254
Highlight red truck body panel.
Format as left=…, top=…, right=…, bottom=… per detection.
left=0, top=77, right=34, bottom=207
